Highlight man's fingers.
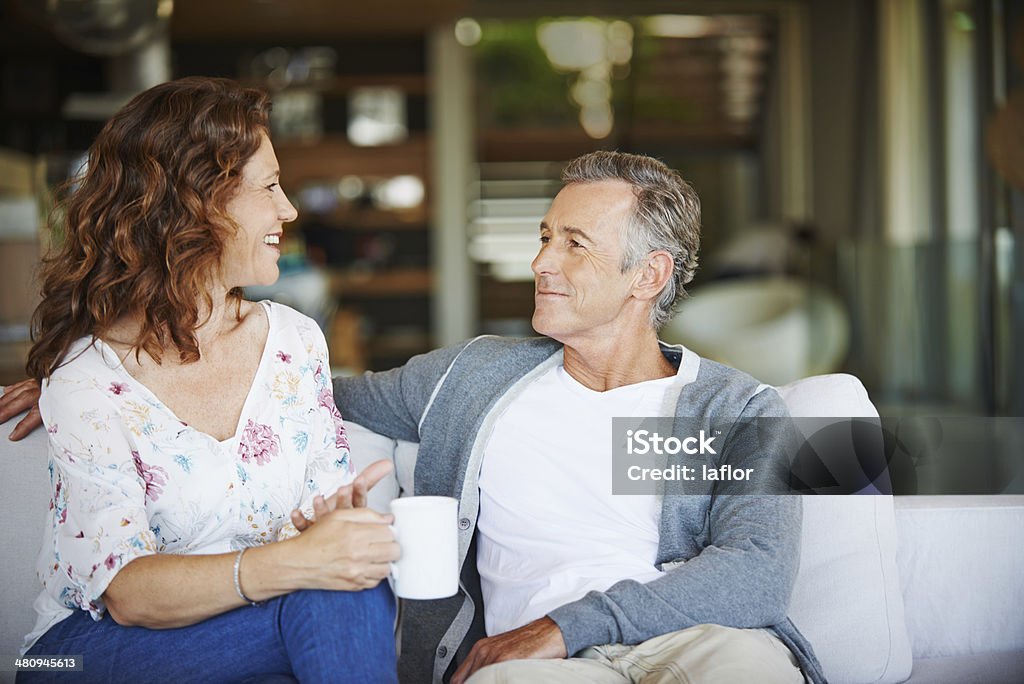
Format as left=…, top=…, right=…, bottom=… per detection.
left=451, top=646, right=482, bottom=684
left=0, top=378, right=44, bottom=440
left=8, top=406, right=42, bottom=441
left=1, top=380, right=42, bottom=421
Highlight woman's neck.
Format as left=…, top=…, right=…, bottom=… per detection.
left=103, top=290, right=245, bottom=363
left=194, top=291, right=242, bottom=350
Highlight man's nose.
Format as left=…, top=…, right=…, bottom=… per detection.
left=532, top=244, right=557, bottom=276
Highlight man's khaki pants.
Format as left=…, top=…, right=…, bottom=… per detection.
left=465, top=623, right=804, bottom=684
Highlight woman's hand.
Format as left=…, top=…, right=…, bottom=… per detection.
left=0, top=378, right=43, bottom=440
left=272, top=507, right=400, bottom=592
left=289, top=459, right=395, bottom=531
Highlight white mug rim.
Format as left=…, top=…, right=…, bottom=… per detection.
left=390, top=495, right=458, bottom=512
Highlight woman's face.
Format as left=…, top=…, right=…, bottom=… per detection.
left=220, top=132, right=298, bottom=290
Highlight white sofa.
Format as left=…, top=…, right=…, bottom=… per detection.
left=2, top=375, right=1023, bottom=683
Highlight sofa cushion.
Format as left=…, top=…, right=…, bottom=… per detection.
left=776, top=374, right=913, bottom=684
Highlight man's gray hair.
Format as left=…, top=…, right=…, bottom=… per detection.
left=561, top=151, right=701, bottom=329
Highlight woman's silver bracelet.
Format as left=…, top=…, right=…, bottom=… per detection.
left=233, top=547, right=262, bottom=607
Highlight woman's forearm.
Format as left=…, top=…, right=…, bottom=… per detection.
left=102, top=507, right=397, bottom=629
left=102, top=552, right=239, bottom=628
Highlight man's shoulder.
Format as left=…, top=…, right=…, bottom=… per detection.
left=692, top=354, right=761, bottom=388
left=457, top=335, right=561, bottom=357
left=676, top=350, right=786, bottom=417
left=422, top=335, right=560, bottom=373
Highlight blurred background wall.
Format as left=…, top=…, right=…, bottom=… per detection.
left=0, top=0, right=1021, bottom=420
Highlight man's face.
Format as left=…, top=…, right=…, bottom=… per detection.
left=531, top=180, right=641, bottom=345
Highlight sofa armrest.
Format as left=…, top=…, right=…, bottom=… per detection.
left=895, top=495, right=1024, bottom=659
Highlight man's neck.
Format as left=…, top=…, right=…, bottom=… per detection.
left=561, top=330, right=676, bottom=392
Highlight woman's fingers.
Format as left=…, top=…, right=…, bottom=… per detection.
left=290, top=509, right=312, bottom=532
left=312, top=494, right=328, bottom=519
left=354, top=460, right=394, bottom=493
left=292, top=508, right=398, bottom=589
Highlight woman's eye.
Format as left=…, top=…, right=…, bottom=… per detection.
left=539, top=236, right=550, bottom=244
left=569, top=239, right=582, bottom=248
left=266, top=183, right=280, bottom=192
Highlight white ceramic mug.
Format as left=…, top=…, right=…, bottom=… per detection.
left=389, top=496, right=459, bottom=599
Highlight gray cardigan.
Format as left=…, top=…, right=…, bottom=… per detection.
left=335, top=336, right=825, bottom=684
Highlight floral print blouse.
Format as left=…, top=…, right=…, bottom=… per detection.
left=25, top=301, right=353, bottom=649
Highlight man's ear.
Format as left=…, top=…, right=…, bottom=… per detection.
left=631, top=251, right=674, bottom=303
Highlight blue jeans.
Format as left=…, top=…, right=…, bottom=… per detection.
left=19, top=585, right=397, bottom=684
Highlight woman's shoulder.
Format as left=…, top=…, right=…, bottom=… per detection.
left=259, top=299, right=327, bottom=349
left=41, top=337, right=125, bottom=417
left=259, top=299, right=313, bottom=325
left=46, top=337, right=118, bottom=386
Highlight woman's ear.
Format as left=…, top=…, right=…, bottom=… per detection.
left=631, top=251, right=674, bottom=303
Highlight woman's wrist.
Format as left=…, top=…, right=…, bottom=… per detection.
left=233, top=548, right=263, bottom=606
left=236, top=537, right=318, bottom=600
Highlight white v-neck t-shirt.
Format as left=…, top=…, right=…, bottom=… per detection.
left=477, top=356, right=695, bottom=636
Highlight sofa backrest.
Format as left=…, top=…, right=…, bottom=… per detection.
left=2, top=375, right=908, bottom=684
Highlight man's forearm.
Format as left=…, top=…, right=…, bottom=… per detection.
left=548, top=495, right=801, bottom=656
left=332, top=341, right=470, bottom=442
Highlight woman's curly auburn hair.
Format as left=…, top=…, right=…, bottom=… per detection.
left=27, top=76, right=272, bottom=380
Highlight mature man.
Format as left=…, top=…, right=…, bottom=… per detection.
left=1, top=151, right=822, bottom=683
left=332, top=151, right=822, bottom=684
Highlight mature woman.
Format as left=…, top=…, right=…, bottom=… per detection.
left=15, top=77, right=399, bottom=683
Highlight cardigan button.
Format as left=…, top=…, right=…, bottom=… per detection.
left=437, top=645, right=448, bottom=658
left=458, top=517, right=471, bottom=530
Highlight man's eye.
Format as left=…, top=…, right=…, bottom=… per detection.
left=266, top=183, right=280, bottom=191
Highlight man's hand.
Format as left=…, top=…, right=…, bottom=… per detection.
left=0, top=379, right=43, bottom=441
left=289, top=459, right=395, bottom=531
left=451, top=617, right=568, bottom=684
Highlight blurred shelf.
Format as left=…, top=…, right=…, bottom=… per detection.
left=242, top=74, right=427, bottom=96
left=329, top=267, right=432, bottom=297
left=313, top=74, right=428, bottom=96
left=368, top=332, right=433, bottom=359
left=300, top=205, right=429, bottom=229
left=277, top=135, right=428, bottom=185
left=479, top=127, right=754, bottom=162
